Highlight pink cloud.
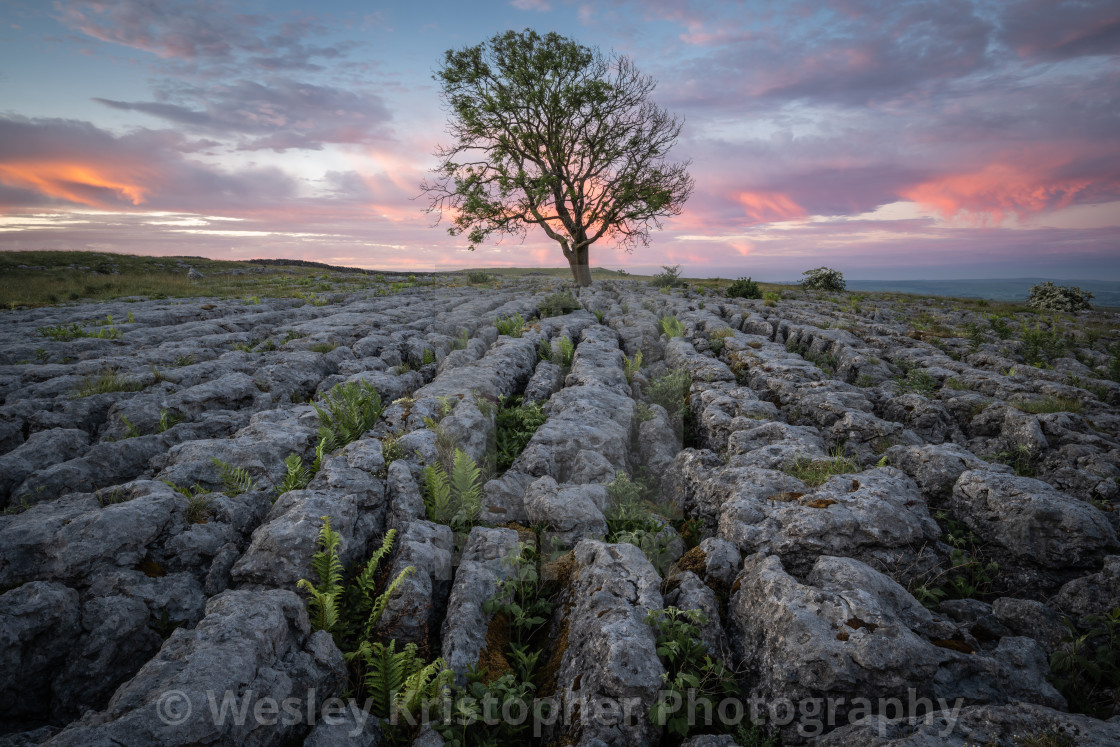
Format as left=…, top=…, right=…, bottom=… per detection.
left=900, top=163, right=1102, bottom=224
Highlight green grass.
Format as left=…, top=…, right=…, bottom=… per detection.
left=1011, top=395, right=1083, bottom=414
left=1, top=251, right=389, bottom=308
left=73, top=367, right=145, bottom=397
left=784, top=450, right=861, bottom=487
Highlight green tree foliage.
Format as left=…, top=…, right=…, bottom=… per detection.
left=801, top=266, right=846, bottom=292
left=422, top=29, right=694, bottom=286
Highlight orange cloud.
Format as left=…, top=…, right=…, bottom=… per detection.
left=901, top=163, right=1093, bottom=224
left=735, top=190, right=806, bottom=223
left=0, top=162, right=149, bottom=207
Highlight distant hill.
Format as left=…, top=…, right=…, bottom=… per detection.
left=840, top=278, right=1120, bottom=306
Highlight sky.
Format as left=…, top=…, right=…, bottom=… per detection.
left=0, top=0, right=1118, bottom=280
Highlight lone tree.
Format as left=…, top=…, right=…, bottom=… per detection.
left=422, top=29, right=694, bottom=286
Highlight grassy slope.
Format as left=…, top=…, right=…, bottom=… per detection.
left=0, top=251, right=1102, bottom=314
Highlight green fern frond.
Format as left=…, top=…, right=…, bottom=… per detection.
left=362, top=639, right=424, bottom=718
left=392, top=656, right=450, bottom=719
left=297, top=578, right=340, bottom=632
left=311, top=429, right=337, bottom=473
left=366, top=565, right=415, bottom=637
left=278, top=453, right=311, bottom=495
left=355, top=528, right=398, bottom=599
left=422, top=462, right=453, bottom=523
left=451, top=449, right=482, bottom=525
left=211, top=458, right=254, bottom=496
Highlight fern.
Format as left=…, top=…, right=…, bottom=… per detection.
left=348, top=639, right=428, bottom=718
left=212, top=458, right=254, bottom=496
left=421, top=461, right=454, bottom=524
left=624, top=349, right=643, bottom=384
left=556, top=335, right=575, bottom=367
left=296, top=516, right=344, bottom=633
left=450, top=449, right=482, bottom=524
left=278, top=454, right=311, bottom=495
left=311, top=430, right=336, bottom=473
left=365, top=566, right=414, bottom=638
left=393, top=657, right=452, bottom=720
left=314, top=379, right=384, bottom=450
left=422, top=449, right=483, bottom=529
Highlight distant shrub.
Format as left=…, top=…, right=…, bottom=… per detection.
left=726, top=277, right=762, bottom=299
left=1027, top=281, right=1093, bottom=312
left=801, top=267, right=845, bottom=292
left=540, top=291, right=580, bottom=317
left=467, top=271, right=492, bottom=284
left=651, top=264, right=685, bottom=288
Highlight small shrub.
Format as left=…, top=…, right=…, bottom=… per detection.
left=1020, top=324, right=1069, bottom=367
left=650, top=264, right=684, bottom=288
left=647, top=369, right=691, bottom=421
left=726, top=276, right=761, bottom=299
left=988, top=315, right=1014, bottom=339
left=540, top=291, right=580, bottom=317
left=1028, top=281, right=1093, bottom=312
left=1050, top=607, right=1120, bottom=717
left=801, top=266, right=845, bottom=292
left=646, top=607, right=741, bottom=738
left=467, top=271, right=492, bottom=284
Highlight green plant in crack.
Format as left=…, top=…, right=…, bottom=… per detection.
left=646, top=369, right=691, bottom=421
left=119, top=415, right=142, bottom=439
left=1049, top=606, right=1120, bottom=718
left=277, top=454, right=312, bottom=495
left=1011, top=395, right=1082, bottom=414
left=314, top=379, right=384, bottom=451
left=783, top=448, right=861, bottom=487
left=421, top=448, right=483, bottom=530
left=157, top=408, right=183, bottom=432
left=708, top=327, right=734, bottom=355
left=658, top=315, right=685, bottom=338
left=494, top=395, right=547, bottom=475
left=624, top=349, right=643, bottom=384
left=539, top=290, right=580, bottom=317
left=646, top=607, right=741, bottom=739
left=495, top=313, right=526, bottom=337
left=72, top=367, right=144, bottom=397
left=895, top=367, right=938, bottom=395
left=211, top=458, right=254, bottom=496
left=554, top=335, right=575, bottom=368
left=483, top=544, right=555, bottom=646
left=990, top=444, right=1036, bottom=477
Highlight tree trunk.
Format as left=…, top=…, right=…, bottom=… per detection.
left=568, top=244, right=592, bottom=286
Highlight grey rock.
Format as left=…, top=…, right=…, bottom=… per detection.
left=991, top=597, right=1067, bottom=653
left=1054, top=555, right=1120, bottom=619
left=48, top=589, right=345, bottom=747
left=440, top=527, right=523, bottom=684
left=0, top=581, right=81, bottom=721
left=949, top=470, right=1117, bottom=572
left=546, top=540, right=665, bottom=747
left=727, top=553, right=1064, bottom=745
left=884, top=442, right=1006, bottom=502
left=525, top=476, right=608, bottom=552
left=0, top=428, right=89, bottom=505
left=816, top=701, right=1120, bottom=746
